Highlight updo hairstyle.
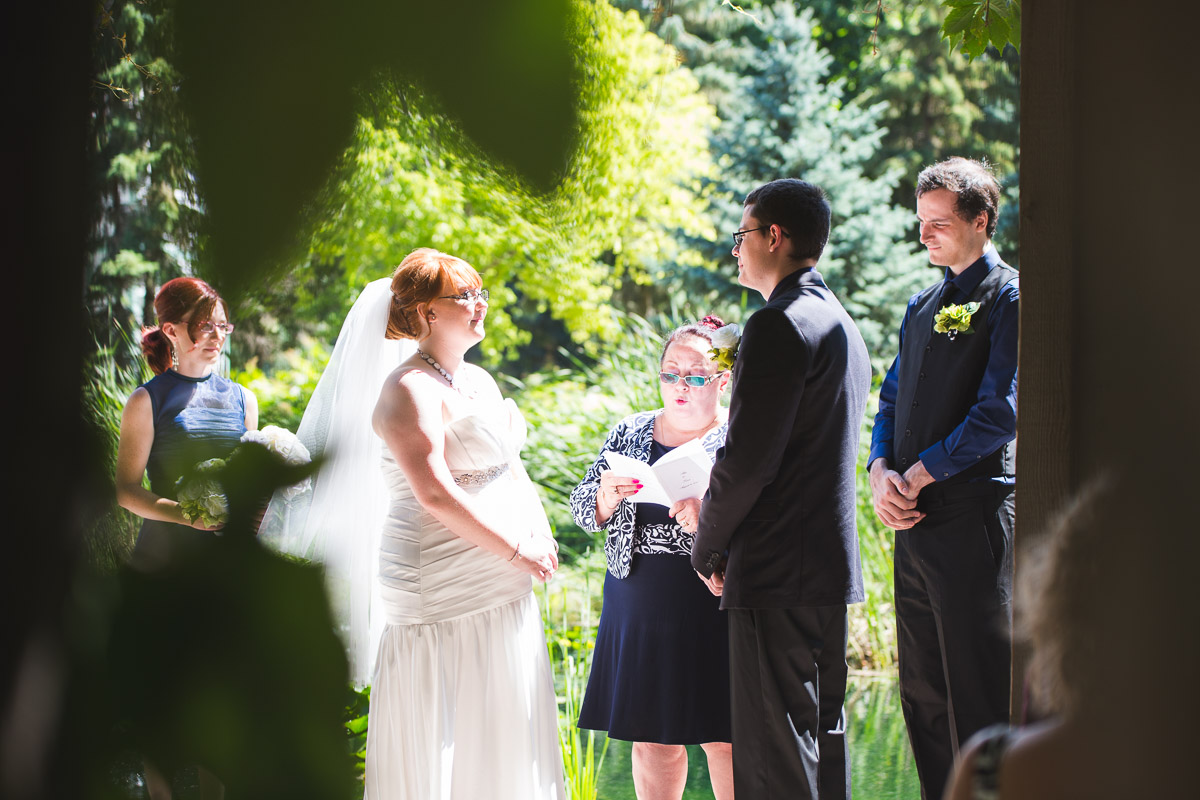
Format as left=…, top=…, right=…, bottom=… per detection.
left=140, top=277, right=228, bottom=375
left=659, top=315, right=726, bottom=367
left=385, top=248, right=482, bottom=340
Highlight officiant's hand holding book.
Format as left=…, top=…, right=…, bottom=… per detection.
left=601, top=437, right=714, bottom=507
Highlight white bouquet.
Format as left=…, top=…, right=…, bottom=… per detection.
left=239, top=425, right=313, bottom=501
left=176, top=457, right=231, bottom=527
left=175, top=425, right=311, bottom=528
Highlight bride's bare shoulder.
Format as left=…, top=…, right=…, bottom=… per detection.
left=380, top=358, right=437, bottom=393
left=374, top=363, right=446, bottom=423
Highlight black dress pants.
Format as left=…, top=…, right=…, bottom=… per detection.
left=728, top=605, right=850, bottom=799
left=895, top=482, right=1014, bottom=800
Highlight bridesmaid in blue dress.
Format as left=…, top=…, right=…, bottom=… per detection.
left=115, top=276, right=257, bottom=799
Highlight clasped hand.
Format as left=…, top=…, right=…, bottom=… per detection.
left=696, top=567, right=724, bottom=597
left=869, top=460, right=934, bottom=529
left=513, top=532, right=559, bottom=583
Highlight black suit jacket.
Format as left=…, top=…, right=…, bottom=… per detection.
left=691, top=268, right=871, bottom=609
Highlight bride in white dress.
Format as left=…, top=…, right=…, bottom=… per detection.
left=262, top=248, right=564, bottom=800
left=366, top=249, right=563, bottom=799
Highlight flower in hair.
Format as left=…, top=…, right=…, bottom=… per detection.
left=708, top=323, right=741, bottom=370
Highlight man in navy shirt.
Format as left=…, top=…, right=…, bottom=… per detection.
left=869, top=157, right=1018, bottom=800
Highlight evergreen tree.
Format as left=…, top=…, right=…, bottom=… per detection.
left=653, top=0, right=930, bottom=366
left=87, top=0, right=201, bottom=361
left=804, top=1, right=1021, bottom=259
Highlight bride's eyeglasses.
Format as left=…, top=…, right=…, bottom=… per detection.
left=441, top=288, right=490, bottom=303
left=659, top=372, right=724, bottom=387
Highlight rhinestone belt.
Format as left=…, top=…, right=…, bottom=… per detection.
left=452, top=463, right=510, bottom=487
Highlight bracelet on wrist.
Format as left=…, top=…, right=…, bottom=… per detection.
left=508, top=540, right=521, bottom=561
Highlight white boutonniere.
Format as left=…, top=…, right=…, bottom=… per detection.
left=933, top=302, right=980, bottom=341
left=708, top=323, right=741, bottom=370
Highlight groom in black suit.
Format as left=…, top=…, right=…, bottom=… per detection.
left=691, top=179, right=871, bottom=799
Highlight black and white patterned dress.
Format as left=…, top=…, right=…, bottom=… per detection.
left=571, top=410, right=732, bottom=744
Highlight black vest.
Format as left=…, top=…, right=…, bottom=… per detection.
left=894, top=261, right=1018, bottom=485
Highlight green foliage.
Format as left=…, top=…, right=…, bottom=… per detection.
left=231, top=335, right=331, bottom=433
left=87, top=0, right=201, bottom=361
left=68, top=543, right=358, bottom=799
left=81, top=337, right=153, bottom=572
left=940, top=0, right=1021, bottom=60
left=542, top=556, right=609, bottom=800
left=343, top=684, right=370, bottom=787
left=556, top=1, right=721, bottom=323
left=871, top=4, right=1020, bottom=257
left=173, top=0, right=579, bottom=299
left=804, top=1, right=1021, bottom=260
left=256, top=0, right=717, bottom=371
left=644, top=0, right=930, bottom=367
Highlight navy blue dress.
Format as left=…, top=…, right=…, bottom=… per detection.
left=577, top=440, right=732, bottom=744
left=132, top=369, right=247, bottom=565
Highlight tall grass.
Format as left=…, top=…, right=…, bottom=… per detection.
left=81, top=338, right=152, bottom=571
left=543, top=551, right=609, bottom=800
left=851, top=386, right=898, bottom=670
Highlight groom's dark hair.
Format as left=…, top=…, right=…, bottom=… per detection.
left=744, top=179, right=831, bottom=262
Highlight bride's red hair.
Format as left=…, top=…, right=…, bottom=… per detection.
left=385, top=248, right=482, bottom=340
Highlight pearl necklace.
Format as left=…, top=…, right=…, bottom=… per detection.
left=418, top=349, right=476, bottom=397
left=417, top=349, right=455, bottom=385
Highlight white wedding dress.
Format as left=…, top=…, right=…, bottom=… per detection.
left=364, top=396, right=565, bottom=800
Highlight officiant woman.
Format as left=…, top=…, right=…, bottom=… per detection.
left=568, top=317, right=734, bottom=800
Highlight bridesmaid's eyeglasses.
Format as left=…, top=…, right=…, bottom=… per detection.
left=192, top=320, right=235, bottom=336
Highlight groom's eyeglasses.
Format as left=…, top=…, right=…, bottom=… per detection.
left=659, top=372, right=724, bottom=387
left=732, top=226, right=770, bottom=247
left=441, top=288, right=489, bottom=303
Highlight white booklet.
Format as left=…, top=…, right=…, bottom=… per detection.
left=602, top=437, right=714, bottom=507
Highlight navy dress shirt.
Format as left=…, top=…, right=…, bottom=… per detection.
left=869, top=244, right=1019, bottom=483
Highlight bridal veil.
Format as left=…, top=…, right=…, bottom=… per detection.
left=259, top=278, right=415, bottom=685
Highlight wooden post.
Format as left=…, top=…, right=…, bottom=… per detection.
left=1014, top=1, right=1200, bottom=733
left=1012, top=0, right=1077, bottom=720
